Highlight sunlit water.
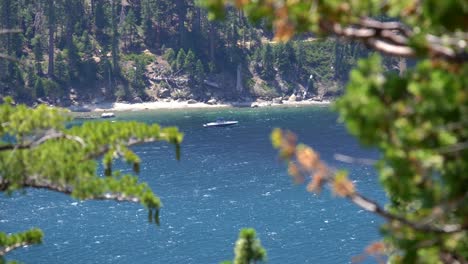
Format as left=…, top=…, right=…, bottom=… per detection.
left=2, top=106, right=386, bottom=263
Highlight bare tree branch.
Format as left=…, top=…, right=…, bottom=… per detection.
left=0, top=53, right=20, bottom=62
left=0, top=177, right=143, bottom=204
left=283, top=140, right=466, bottom=234
left=84, top=137, right=159, bottom=160
left=437, top=141, right=468, bottom=154
left=0, top=130, right=85, bottom=152
left=0, top=29, right=22, bottom=34
left=319, top=17, right=468, bottom=63
left=440, top=251, right=468, bottom=264
left=334, top=153, right=377, bottom=166
left=348, top=193, right=463, bottom=234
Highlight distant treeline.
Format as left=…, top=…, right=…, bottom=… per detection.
left=0, top=1, right=399, bottom=103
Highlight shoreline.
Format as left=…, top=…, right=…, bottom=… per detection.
left=68, top=99, right=332, bottom=113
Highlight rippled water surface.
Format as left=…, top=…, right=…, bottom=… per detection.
left=2, top=106, right=385, bottom=263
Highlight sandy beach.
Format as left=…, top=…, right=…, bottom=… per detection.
left=68, top=99, right=332, bottom=113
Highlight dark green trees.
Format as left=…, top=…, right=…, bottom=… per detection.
left=0, top=0, right=368, bottom=102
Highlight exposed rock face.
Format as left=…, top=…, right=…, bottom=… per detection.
left=157, top=87, right=171, bottom=98
left=187, top=99, right=197, bottom=104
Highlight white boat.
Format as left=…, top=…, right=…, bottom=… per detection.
left=203, top=118, right=238, bottom=127
left=101, top=112, right=115, bottom=118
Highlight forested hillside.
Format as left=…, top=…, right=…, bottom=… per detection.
left=0, top=0, right=399, bottom=105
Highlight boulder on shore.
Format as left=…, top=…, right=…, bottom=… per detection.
left=273, top=97, right=283, bottom=104
left=132, top=97, right=143, bottom=103
left=288, top=94, right=297, bottom=102
left=207, top=98, right=217, bottom=105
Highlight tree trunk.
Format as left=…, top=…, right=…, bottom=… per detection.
left=176, top=1, right=187, bottom=47
left=119, top=0, right=126, bottom=25
left=236, top=63, right=244, bottom=93
left=209, top=22, right=215, bottom=63
left=111, top=0, right=120, bottom=75
left=47, top=0, right=55, bottom=78
left=90, top=0, right=95, bottom=16
left=398, top=57, right=407, bottom=77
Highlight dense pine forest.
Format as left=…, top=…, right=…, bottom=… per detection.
left=0, top=0, right=398, bottom=105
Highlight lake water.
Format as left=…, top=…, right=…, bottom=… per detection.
left=2, top=106, right=386, bottom=263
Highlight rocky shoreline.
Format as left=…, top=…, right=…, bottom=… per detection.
left=68, top=97, right=332, bottom=113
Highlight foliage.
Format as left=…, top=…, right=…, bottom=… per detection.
left=202, top=0, right=468, bottom=263
left=0, top=99, right=183, bottom=262
left=222, top=228, right=267, bottom=264
left=0, top=0, right=365, bottom=102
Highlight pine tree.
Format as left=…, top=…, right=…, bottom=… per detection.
left=260, top=44, right=274, bottom=80
left=32, top=35, right=44, bottom=76
left=131, top=57, right=147, bottom=97
left=120, top=8, right=138, bottom=50
left=141, top=0, right=155, bottom=47
left=110, top=0, right=120, bottom=75
left=175, top=49, right=186, bottom=71
left=163, top=48, right=176, bottom=63
left=46, top=0, right=55, bottom=78
left=34, top=78, right=45, bottom=98
left=194, top=59, right=205, bottom=86
left=94, top=0, right=107, bottom=30
left=54, top=52, right=69, bottom=83
left=183, top=49, right=196, bottom=75
left=0, top=101, right=183, bottom=263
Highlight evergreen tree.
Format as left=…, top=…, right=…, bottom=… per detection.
left=120, top=8, right=138, bottom=51
left=54, top=52, right=69, bottom=83
left=0, top=101, right=183, bottom=263
left=175, top=48, right=186, bottom=71
left=94, top=0, right=107, bottom=31
left=274, top=44, right=287, bottom=76
left=25, top=65, right=37, bottom=94
left=131, top=57, right=146, bottom=97
left=46, top=0, right=55, bottom=78
left=34, top=78, right=45, bottom=98
left=222, top=228, right=267, bottom=264
left=163, top=48, right=176, bottom=63
left=110, top=0, right=120, bottom=75
left=260, top=44, right=274, bottom=80
left=80, top=31, right=94, bottom=57
left=294, top=41, right=306, bottom=79
left=141, top=0, right=155, bottom=47
left=183, top=49, right=196, bottom=75
left=32, top=35, right=44, bottom=76
left=194, top=59, right=205, bottom=86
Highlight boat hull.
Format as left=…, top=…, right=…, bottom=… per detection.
left=203, top=121, right=238, bottom=127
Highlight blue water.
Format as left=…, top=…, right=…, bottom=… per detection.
left=1, top=106, right=385, bottom=263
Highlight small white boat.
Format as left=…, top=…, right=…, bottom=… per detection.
left=101, top=112, right=115, bottom=118
left=203, top=118, right=238, bottom=127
